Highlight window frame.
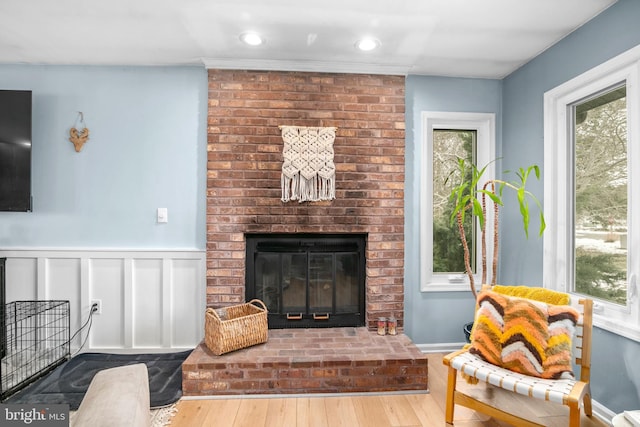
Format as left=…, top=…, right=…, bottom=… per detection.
left=544, top=45, right=640, bottom=342
left=420, top=111, right=496, bottom=292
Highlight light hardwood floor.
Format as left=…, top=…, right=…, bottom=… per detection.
left=168, top=352, right=608, bottom=427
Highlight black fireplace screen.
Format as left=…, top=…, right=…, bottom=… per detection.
left=245, top=234, right=366, bottom=328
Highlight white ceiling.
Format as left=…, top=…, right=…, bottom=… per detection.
left=0, top=0, right=617, bottom=78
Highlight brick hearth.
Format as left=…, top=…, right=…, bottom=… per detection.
left=182, top=328, right=427, bottom=396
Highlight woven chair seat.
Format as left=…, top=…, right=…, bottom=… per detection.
left=449, top=350, right=577, bottom=405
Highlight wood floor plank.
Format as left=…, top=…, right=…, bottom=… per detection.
left=323, top=396, right=361, bottom=427
left=264, top=398, right=297, bottom=427
left=351, top=395, right=393, bottom=427
left=233, top=398, right=269, bottom=427
left=380, top=394, right=422, bottom=426
left=200, top=398, right=241, bottom=426
left=295, top=396, right=329, bottom=427
left=405, top=393, right=449, bottom=426
left=171, top=400, right=214, bottom=426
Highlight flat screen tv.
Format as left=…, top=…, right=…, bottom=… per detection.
left=0, top=90, right=32, bottom=212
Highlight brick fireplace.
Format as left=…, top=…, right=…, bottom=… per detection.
left=205, top=69, right=406, bottom=330
left=182, top=69, right=427, bottom=397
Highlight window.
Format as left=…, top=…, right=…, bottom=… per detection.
left=574, top=85, right=627, bottom=305
left=432, top=130, right=477, bottom=275
left=544, top=45, right=640, bottom=341
left=420, top=112, right=496, bottom=292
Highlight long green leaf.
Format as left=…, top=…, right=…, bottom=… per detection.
left=517, top=187, right=530, bottom=238
left=479, top=189, right=503, bottom=206
left=472, top=199, right=484, bottom=228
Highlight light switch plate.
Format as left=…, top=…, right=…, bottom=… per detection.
left=157, top=208, right=168, bottom=223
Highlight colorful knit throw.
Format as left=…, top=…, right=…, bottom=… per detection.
left=280, top=126, right=336, bottom=202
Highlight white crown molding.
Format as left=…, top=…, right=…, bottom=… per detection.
left=200, top=57, right=409, bottom=76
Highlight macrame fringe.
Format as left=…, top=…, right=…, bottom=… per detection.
left=282, top=174, right=335, bottom=203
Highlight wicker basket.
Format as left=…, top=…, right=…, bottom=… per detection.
left=204, top=299, right=268, bottom=355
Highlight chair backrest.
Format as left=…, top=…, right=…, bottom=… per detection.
left=573, top=296, right=593, bottom=383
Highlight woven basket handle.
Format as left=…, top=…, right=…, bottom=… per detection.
left=249, top=299, right=267, bottom=312
left=206, top=307, right=220, bottom=320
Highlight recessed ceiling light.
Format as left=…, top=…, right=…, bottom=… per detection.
left=355, top=38, right=380, bottom=52
left=240, top=32, right=264, bottom=46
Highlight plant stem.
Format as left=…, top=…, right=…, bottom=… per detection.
left=456, top=210, right=476, bottom=299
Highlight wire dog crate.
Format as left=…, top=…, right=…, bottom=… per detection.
left=1, top=300, right=70, bottom=400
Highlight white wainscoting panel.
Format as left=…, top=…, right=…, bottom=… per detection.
left=170, top=259, right=203, bottom=348
left=47, top=258, right=82, bottom=347
left=0, top=250, right=206, bottom=353
left=90, top=258, right=125, bottom=349
left=133, top=258, right=163, bottom=348
left=5, top=257, right=37, bottom=301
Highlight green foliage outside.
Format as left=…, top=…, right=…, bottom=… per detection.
left=433, top=216, right=470, bottom=273
left=574, top=87, right=628, bottom=305
left=432, top=130, right=475, bottom=275
left=575, top=248, right=626, bottom=304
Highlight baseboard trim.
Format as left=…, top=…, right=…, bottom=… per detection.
left=181, top=390, right=430, bottom=400
left=416, top=342, right=467, bottom=353
left=76, top=347, right=195, bottom=355
left=592, top=400, right=616, bottom=425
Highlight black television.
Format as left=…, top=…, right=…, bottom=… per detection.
left=0, top=90, right=32, bottom=212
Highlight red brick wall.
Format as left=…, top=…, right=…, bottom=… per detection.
left=206, top=69, right=405, bottom=329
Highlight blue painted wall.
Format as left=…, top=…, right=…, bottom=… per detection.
left=500, top=0, right=640, bottom=413
left=0, top=65, right=207, bottom=249
left=404, top=76, right=503, bottom=344
left=405, top=0, right=640, bottom=412
left=405, top=0, right=640, bottom=413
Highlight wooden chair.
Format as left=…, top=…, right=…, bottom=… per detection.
left=442, top=287, right=594, bottom=427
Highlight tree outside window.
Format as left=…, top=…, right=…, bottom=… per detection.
left=432, top=130, right=476, bottom=274
left=573, top=85, right=627, bottom=305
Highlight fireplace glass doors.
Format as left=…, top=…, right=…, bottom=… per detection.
left=246, top=234, right=366, bottom=328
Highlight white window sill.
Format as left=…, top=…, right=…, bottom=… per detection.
left=421, top=277, right=480, bottom=293
left=593, top=313, right=640, bottom=343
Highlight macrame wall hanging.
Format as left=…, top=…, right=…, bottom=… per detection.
left=279, top=125, right=337, bottom=203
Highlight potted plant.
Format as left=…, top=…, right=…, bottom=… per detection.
left=447, top=158, right=546, bottom=339
left=448, top=158, right=546, bottom=296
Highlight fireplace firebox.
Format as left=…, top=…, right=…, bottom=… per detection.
left=245, top=234, right=366, bottom=329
